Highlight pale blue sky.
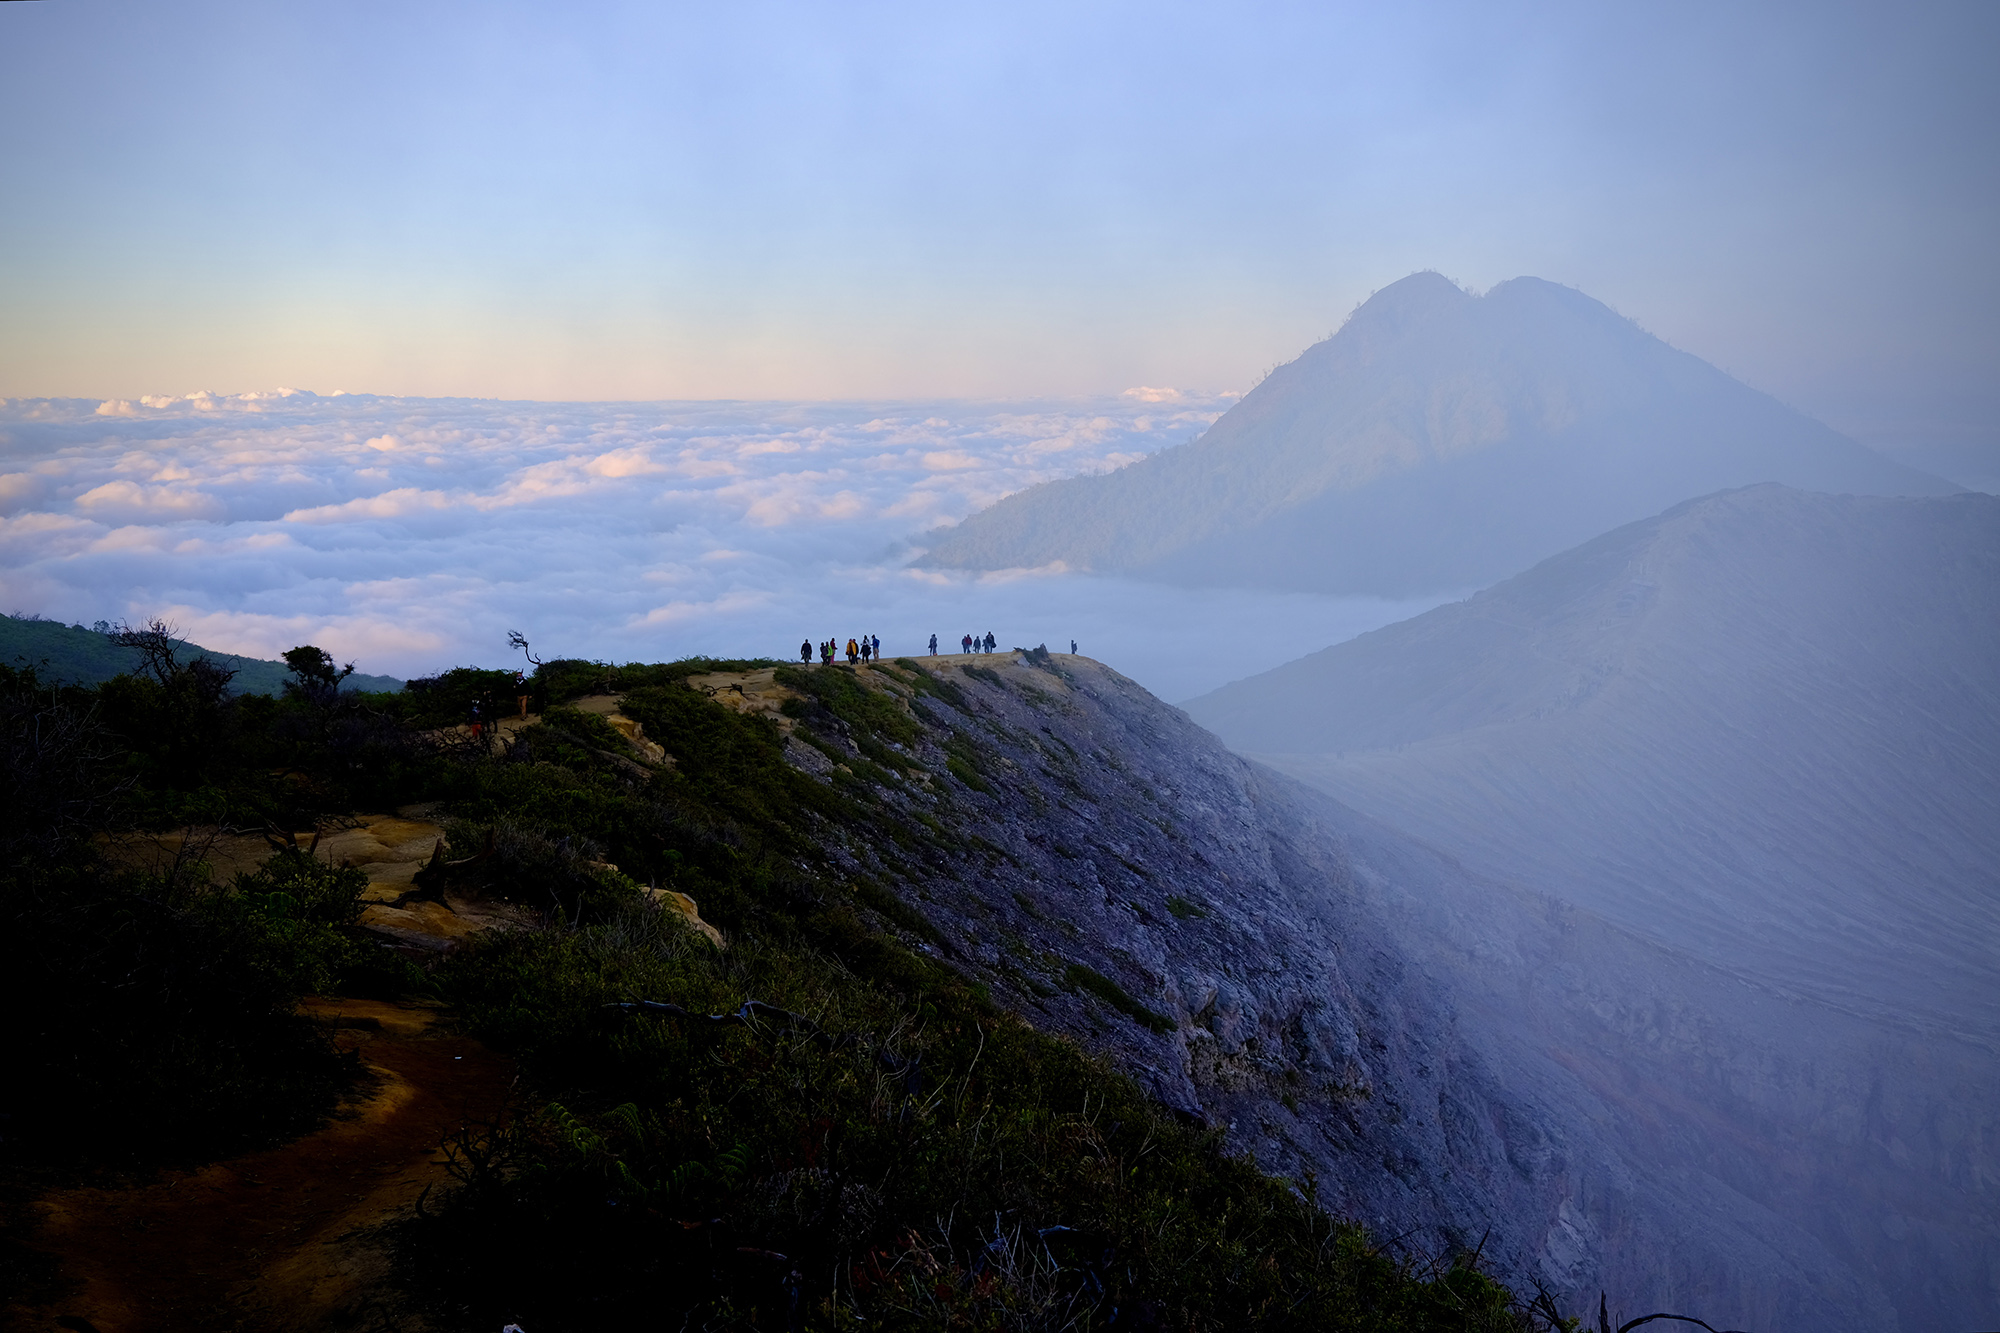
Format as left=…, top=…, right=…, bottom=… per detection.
left=2, top=1, right=1995, bottom=453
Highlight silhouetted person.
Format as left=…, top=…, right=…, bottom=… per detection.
left=861, top=636, right=872, bottom=662
left=800, top=639, right=811, bottom=663
left=929, top=633, right=938, bottom=655
left=961, top=633, right=972, bottom=653
left=1071, top=639, right=1077, bottom=654
left=984, top=631, right=995, bottom=653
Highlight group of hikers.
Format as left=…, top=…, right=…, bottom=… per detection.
left=799, top=632, right=1077, bottom=666
left=806, top=635, right=883, bottom=664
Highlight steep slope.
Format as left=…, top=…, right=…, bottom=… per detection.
left=1184, top=485, right=2000, bottom=1038
left=1179, top=485, right=2000, bottom=1332
left=767, top=652, right=1912, bottom=1330
left=919, top=274, right=1954, bottom=594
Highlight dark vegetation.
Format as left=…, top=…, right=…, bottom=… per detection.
left=1063, top=962, right=1176, bottom=1034
left=1, top=636, right=1554, bottom=1331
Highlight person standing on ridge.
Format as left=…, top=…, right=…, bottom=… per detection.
left=1071, top=640, right=1077, bottom=655
left=984, top=631, right=996, bottom=653
left=847, top=637, right=859, bottom=663
left=929, top=633, right=938, bottom=655
left=961, top=633, right=972, bottom=653
left=800, top=639, right=811, bottom=663
left=871, top=634, right=881, bottom=660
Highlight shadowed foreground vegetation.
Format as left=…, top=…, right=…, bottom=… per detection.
left=0, top=645, right=1559, bottom=1331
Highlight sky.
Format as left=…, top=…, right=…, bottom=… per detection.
left=1, top=0, right=1996, bottom=453
left=1, top=1, right=1995, bottom=692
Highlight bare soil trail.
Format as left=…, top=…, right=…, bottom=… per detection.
left=7, top=999, right=512, bottom=1333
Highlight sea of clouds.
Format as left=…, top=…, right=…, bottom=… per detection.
left=0, top=389, right=1441, bottom=701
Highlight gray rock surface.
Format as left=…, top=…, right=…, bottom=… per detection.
left=917, top=274, right=1954, bottom=594
left=803, top=647, right=1959, bottom=1330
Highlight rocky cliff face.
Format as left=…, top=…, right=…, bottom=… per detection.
left=773, top=650, right=1923, bottom=1330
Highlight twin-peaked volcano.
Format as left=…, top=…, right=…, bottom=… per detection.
left=920, top=273, right=1954, bottom=593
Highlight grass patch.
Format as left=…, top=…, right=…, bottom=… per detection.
left=773, top=664, right=919, bottom=748
left=1063, top=962, right=1176, bottom=1035
left=945, top=755, right=993, bottom=794
left=890, top=658, right=966, bottom=708
left=853, top=877, right=943, bottom=943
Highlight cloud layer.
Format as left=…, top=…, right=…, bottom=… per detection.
left=0, top=390, right=1438, bottom=700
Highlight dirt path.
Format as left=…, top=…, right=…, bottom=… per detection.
left=9, top=999, right=512, bottom=1333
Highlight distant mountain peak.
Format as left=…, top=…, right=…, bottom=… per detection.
left=919, top=274, right=1955, bottom=595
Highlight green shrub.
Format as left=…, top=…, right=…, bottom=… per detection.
left=774, top=664, right=921, bottom=748
left=0, top=855, right=361, bottom=1165
left=891, top=658, right=966, bottom=707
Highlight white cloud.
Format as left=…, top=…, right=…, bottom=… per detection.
left=73, top=480, right=225, bottom=520
left=0, top=390, right=1431, bottom=698
left=584, top=447, right=665, bottom=478
left=920, top=450, right=982, bottom=471
left=152, top=603, right=451, bottom=665
left=282, top=487, right=459, bottom=523
left=96, top=399, right=136, bottom=416
left=0, top=474, right=40, bottom=513
left=1122, top=386, right=1184, bottom=402
left=635, top=590, right=773, bottom=627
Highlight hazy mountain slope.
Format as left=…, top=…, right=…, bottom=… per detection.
left=827, top=651, right=1927, bottom=1330
left=919, top=274, right=1955, bottom=594
left=0, top=614, right=404, bottom=694
left=1184, top=485, right=2000, bottom=1041
left=1317, top=793, right=1998, bottom=1333
left=1169, top=487, right=2000, bottom=1329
